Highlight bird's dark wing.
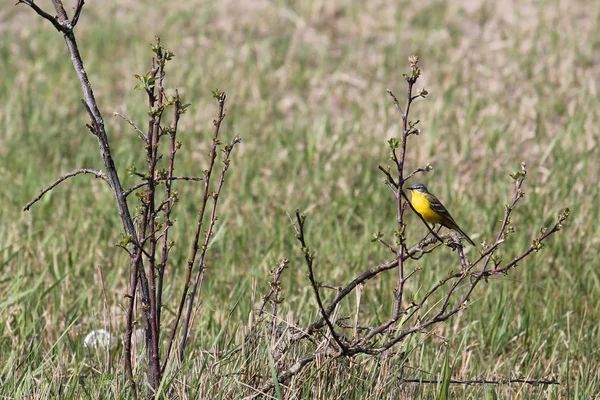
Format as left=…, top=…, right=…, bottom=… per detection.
left=426, top=193, right=475, bottom=246
left=425, top=193, right=460, bottom=229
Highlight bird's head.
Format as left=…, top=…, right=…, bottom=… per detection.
left=407, top=183, right=429, bottom=193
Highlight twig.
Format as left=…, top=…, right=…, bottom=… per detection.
left=139, top=52, right=163, bottom=389
left=16, top=1, right=66, bottom=32
left=303, top=237, right=438, bottom=337
left=23, top=168, right=107, bottom=211
left=288, top=210, right=347, bottom=353
left=388, top=57, right=423, bottom=332
left=180, top=133, right=241, bottom=358
left=386, top=88, right=403, bottom=115
left=165, top=88, right=238, bottom=363
left=483, top=211, right=568, bottom=277
left=270, top=259, right=289, bottom=341
left=71, top=0, right=84, bottom=27
left=156, top=90, right=182, bottom=339
left=124, top=176, right=203, bottom=197
left=400, top=377, right=559, bottom=386
left=258, top=258, right=289, bottom=318
left=405, top=164, right=431, bottom=181
left=114, top=111, right=147, bottom=141
left=460, top=163, right=529, bottom=299
left=377, top=237, right=398, bottom=255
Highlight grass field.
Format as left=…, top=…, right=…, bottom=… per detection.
left=1, top=0, right=599, bottom=398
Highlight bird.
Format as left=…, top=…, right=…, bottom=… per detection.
left=406, top=183, right=475, bottom=246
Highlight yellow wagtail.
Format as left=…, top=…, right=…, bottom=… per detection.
left=406, top=183, right=475, bottom=246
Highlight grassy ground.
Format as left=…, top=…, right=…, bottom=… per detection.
left=1, top=0, right=599, bottom=398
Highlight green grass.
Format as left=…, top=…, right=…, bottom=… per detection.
left=1, top=0, right=599, bottom=398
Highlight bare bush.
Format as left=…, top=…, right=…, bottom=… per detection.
left=244, top=56, right=567, bottom=397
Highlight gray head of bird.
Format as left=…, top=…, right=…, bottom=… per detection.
left=407, top=183, right=429, bottom=193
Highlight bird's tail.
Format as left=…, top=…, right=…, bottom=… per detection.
left=443, top=220, right=476, bottom=247
left=455, top=226, right=475, bottom=247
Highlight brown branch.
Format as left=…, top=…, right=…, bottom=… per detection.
left=160, top=87, right=237, bottom=363
left=458, top=163, right=529, bottom=307
left=269, top=259, right=289, bottom=340
left=180, top=133, right=241, bottom=358
left=386, top=62, right=421, bottom=338
left=289, top=210, right=347, bottom=353
left=71, top=0, right=84, bottom=27
left=483, top=210, right=568, bottom=277
left=258, top=258, right=289, bottom=319
left=177, top=92, right=230, bottom=358
left=140, top=53, right=163, bottom=389
left=23, top=168, right=107, bottom=211
left=305, top=237, right=438, bottom=336
left=405, top=164, right=431, bottom=181
left=156, top=91, right=182, bottom=345
left=16, top=1, right=66, bottom=32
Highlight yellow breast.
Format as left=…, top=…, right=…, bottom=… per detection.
left=410, top=191, right=443, bottom=224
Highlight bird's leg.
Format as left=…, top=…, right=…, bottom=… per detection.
left=420, top=224, right=438, bottom=245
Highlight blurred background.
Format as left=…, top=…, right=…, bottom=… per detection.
left=0, top=0, right=598, bottom=398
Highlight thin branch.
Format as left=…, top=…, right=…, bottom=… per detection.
left=377, top=238, right=398, bottom=255
left=71, top=0, right=84, bottom=27
left=258, top=258, right=290, bottom=318
left=16, top=1, right=66, bottom=32
left=289, top=210, right=347, bottom=353
left=400, top=377, right=559, bottom=386
left=305, top=237, right=438, bottom=336
left=124, top=176, right=203, bottom=197
left=386, top=88, right=403, bottom=115
left=405, top=164, right=431, bottom=181
left=156, top=92, right=181, bottom=339
left=114, top=111, right=148, bottom=141
left=23, top=168, right=107, bottom=211
left=483, top=212, right=568, bottom=277
left=140, top=52, right=162, bottom=388
left=81, top=99, right=98, bottom=135
left=181, top=134, right=242, bottom=358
